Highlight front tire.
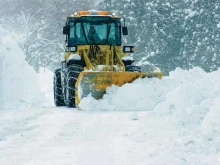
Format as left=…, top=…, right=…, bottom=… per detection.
left=53, top=68, right=65, bottom=106
left=65, top=65, right=83, bottom=107
left=126, top=65, right=141, bottom=72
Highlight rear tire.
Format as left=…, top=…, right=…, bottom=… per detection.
left=53, top=68, right=65, bottom=106
left=126, top=65, right=141, bottom=72
left=65, top=65, right=84, bottom=107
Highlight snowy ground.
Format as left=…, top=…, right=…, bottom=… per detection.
left=0, top=107, right=184, bottom=165
left=1, top=28, right=220, bottom=165
left=1, top=103, right=220, bottom=165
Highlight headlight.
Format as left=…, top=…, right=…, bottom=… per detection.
left=66, top=46, right=77, bottom=52
left=123, top=46, right=134, bottom=53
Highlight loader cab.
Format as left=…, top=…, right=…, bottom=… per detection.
left=63, top=16, right=122, bottom=46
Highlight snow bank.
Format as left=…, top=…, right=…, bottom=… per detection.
left=79, top=67, right=220, bottom=111
left=37, top=67, right=54, bottom=105
left=79, top=67, right=220, bottom=164
left=79, top=67, right=220, bottom=134
left=0, top=27, right=45, bottom=109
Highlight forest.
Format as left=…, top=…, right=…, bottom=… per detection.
left=0, top=0, right=219, bottom=74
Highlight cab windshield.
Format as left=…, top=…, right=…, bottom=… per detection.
left=68, top=16, right=121, bottom=45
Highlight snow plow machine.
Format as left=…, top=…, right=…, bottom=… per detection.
left=53, top=10, right=163, bottom=107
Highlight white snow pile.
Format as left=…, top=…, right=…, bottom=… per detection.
left=0, top=27, right=45, bottom=109
left=79, top=67, right=220, bottom=112
left=80, top=67, right=220, bottom=136
left=79, top=67, right=220, bottom=164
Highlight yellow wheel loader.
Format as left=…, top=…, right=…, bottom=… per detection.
left=53, top=10, right=163, bottom=107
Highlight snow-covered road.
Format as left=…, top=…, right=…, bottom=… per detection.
left=0, top=107, right=175, bottom=165
left=1, top=106, right=220, bottom=165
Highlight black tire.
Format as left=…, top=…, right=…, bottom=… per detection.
left=126, top=65, right=141, bottom=72
left=122, top=60, right=134, bottom=67
left=65, top=65, right=84, bottom=107
left=53, top=68, right=65, bottom=106
left=67, top=59, right=86, bottom=67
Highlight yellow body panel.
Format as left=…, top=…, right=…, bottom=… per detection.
left=64, top=45, right=127, bottom=61
left=65, top=45, right=127, bottom=71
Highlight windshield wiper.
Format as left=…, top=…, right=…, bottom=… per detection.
left=106, top=23, right=111, bottom=45
left=80, top=21, right=88, bottom=44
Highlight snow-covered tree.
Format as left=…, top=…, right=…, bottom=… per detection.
left=1, top=0, right=95, bottom=71
left=99, top=0, right=220, bottom=74
left=1, top=0, right=219, bottom=74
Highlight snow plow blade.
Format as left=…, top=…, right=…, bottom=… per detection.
left=75, top=71, right=163, bottom=106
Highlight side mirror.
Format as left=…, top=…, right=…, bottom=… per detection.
left=122, top=27, right=128, bottom=35
left=63, top=26, right=68, bottom=35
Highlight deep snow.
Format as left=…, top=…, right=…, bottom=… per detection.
left=0, top=27, right=45, bottom=109
left=0, top=29, right=220, bottom=165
